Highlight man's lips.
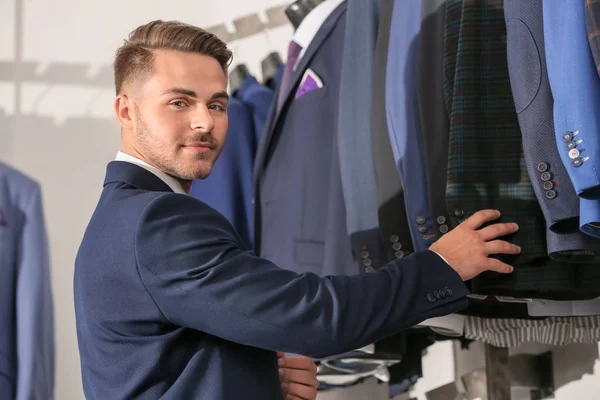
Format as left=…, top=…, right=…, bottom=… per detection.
left=183, top=143, right=213, bottom=152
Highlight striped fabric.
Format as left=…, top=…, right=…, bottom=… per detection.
left=465, top=316, right=600, bottom=347
left=585, top=0, right=600, bottom=76
left=442, top=0, right=600, bottom=299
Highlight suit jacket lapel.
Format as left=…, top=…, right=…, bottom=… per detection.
left=254, top=2, right=347, bottom=182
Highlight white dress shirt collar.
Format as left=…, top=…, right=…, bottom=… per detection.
left=115, top=151, right=187, bottom=195
left=292, top=0, right=345, bottom=63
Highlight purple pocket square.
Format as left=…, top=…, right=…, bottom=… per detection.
left=295, top=69, right=323, bottom=99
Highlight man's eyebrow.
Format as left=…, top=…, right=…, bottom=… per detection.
left=211, top=91, right=229, bottom=101
left=162, top=88, right=197, bottom=98
left=161, top=88, right=229, bottom=101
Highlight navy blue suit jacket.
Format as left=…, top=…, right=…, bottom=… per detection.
left=190, top=98, right=255, bottom=248
left=237, top=75, right=275, bottom=147
left=74, top=161, right=469, bottom=400
left=254, top=2, right=357, bottom=276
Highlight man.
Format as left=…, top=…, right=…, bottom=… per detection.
left=74, top=20, right=520, bottom=400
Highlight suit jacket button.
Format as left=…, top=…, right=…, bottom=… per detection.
left=563, top=132, right=573, bottom=141
left=416, top=216, right=426, bottom=225
left=540, top=171, right=551, bottom=181
left=454, top=209, right=464, bottom=217
left=365, top=266, right=374, bottom=273
left=392, top=242, right=402, bottom=250
left=427, top=293, right=436, bottom=303
left=567, top=140, right=577, bottom=149
left=390, top=234, right=399, bottom=243
left=360, top=250, right=370, bottom=259
left=436, top=216, right=447, bottom=224
left=545, top=190, right=556, bottom=199
left=363, top=258, right=372, bottom=267
left=543, top=181, right=554, bottom=190
left=439, top=224, right=449, bottom=234
left=572, top=157, right=584, bottom=167
left=536, top=163, right=548, bottom=172
left=568, top=149, right=580, bottom=159
left=394, top=250, right=404, bottom=259
left=445, top=287, right=453, bottom=296
left=418, top=225, right=428, bottom=234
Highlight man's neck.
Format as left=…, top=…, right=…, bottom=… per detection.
left=115, top=150, right=189, bottom=195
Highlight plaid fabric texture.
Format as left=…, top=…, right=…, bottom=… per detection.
left=585, top=0, right=600, bottom=76
left=442, top=0, right=600, bottom=299
left=443, top=0, right=546, bottom=263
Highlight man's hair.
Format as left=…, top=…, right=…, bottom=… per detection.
left=113, top=20, right=232, bottom=95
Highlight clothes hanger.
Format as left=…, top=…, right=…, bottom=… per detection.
left=229, top=64, right=250, bottom=96
left=260, top=25, right=283, bottom=88
left=261, top=52, right=283, bottom=89
left=285, top=0, right=323, bottom=29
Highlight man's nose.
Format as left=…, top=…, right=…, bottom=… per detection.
left=191, top=105, right=215, bottom=132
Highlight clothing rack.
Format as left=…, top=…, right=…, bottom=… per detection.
left=482, top=344, right=554, bottom=400
left=204, top=4, right=289, bottom=43
left=423, top=345, right=554, bottom=400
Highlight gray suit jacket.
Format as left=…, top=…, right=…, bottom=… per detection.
left=337, top=0, right=386, bottom=270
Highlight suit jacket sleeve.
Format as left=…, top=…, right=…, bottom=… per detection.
left=134, top=194, right=469, bottom=358
left=16, top=184, right=54, bottom=400
left=544, top=0, right=600, bottom=201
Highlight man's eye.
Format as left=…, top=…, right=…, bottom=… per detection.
left=170, top=101, right=187, bottom=107
left=209, top=104, right=225, bottom=111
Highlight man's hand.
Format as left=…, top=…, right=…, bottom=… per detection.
left=277, top=352, right=319, bottom=400
left=429, top=209, right=521, bottom=281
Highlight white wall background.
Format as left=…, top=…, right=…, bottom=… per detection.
left=1, top=0, right=599, bottom=399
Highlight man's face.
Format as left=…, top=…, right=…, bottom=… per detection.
left=125, top=49, right=228, bottom=181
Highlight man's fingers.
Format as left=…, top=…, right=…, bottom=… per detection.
left=279, top=356, right=317, bottom=373
left=280, top=368, right=319, bottom=387
left=462, top=209, right=501, bottom=230
left=484, top=257, right=514, bottom=274
left=281, top=381, right=318, bottom=400
left=484, top=240, right=521, bottom=255
left=478, top=223, right=519, bottom=241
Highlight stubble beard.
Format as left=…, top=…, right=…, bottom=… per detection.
left=134, top=113, right=216, bottom=181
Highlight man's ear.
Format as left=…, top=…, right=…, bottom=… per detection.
left=114, top=93, right=134, bottom=130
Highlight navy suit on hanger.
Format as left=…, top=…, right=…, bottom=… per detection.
left=254, top=2, right=356, bottom=276
left=236, top=75, right=275, bottom=147
left=190, top=98, right=255, bottom=248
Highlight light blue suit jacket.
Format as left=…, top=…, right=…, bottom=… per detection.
left=386, top=0, right=439, bottom=251
left=543, top=0, right=600, bottom=237
left=0, top=162, right=54, bottom=400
